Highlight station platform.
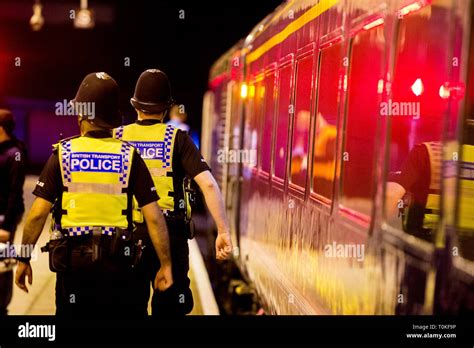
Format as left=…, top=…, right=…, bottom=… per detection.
left=7, top=176, right=219, bottom=316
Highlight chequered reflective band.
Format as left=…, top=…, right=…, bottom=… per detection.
left=119, top=142, right=132, bottom=185
left=61, top=140, right=73, bottom=183
left=66, top=226, right=115, bottom=237
left=115, top=126, right=124, bottom=140
left=163, top=125, right=174, bottom=168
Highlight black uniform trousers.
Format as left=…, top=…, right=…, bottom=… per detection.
left=55, top=235, right=147, bottom=318
left=133, top=219, right=193, bottom=317
left=0, top=217, right=21, bottom=316
left=0, top=269, right=13, bottom=316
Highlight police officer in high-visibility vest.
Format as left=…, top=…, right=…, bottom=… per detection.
left=114, top=69, right=233, bottom=316
left=386, top=141, right=443, bottom=313
left=14, top=72, right=173, bottom=317
left=458, top=128, right=474, bottom=261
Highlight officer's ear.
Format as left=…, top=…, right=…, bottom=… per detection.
left=135, top=109, right=142, bottom=119
left=77, top=116, right=89, bottom=134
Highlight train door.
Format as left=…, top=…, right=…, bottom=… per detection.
left=334, top=19, right=386, bottom=313
left=381, top=0, right=471, bottom=314
left=435, top=0, right=474, bottom=313
left=225, top=78, right=245, bottom=252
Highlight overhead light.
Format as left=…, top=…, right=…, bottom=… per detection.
left=411, top=78, right=424, bottom=96
left=377, top=79, right=384, bottom=94
left=363, top=18, right=384, bottom=30
left=398, top=2, right=422, bottom=18
left=439, top=84, right=450, bottom=99
left=240, top=84, right=248, bottom=99
left=30, top=0, right=44, bottom=31
left=74, top=0, right=94, bottom=29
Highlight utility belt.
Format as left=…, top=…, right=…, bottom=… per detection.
left=41, top=227, right=146, bottom=273
left=161, top=210, right=195, bottom=240
left=133, top=215, right=195, bottom=242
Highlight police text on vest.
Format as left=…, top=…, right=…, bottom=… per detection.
left=70, top=152, right=123, bottom=173
left=18, top=322, right=56, bottom=342
left=130, top=141, right=165, bottom=160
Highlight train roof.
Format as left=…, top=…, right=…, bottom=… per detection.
left=209, top=0, right=455, bottom=80
left=208, top=41, right=243, bottom=82
left=208, top=0, right=327, bottom=81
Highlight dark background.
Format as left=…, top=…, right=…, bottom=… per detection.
left=0, top=0, right=281, bottom=136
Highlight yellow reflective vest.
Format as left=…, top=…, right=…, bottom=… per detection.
left=57, top=136, right=134, bottom=236
left=423, top=142, right=442, bottom=230
left=114, top=123, right=187, bottom=223
left=458, top=144, right=474, bottom=233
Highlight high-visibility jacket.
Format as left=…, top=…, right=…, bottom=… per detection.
left=57, top=136, right=134, bottom=236
left=313, top=124, right=337, bottom=197
left=423, top=141, right=442, bottom=230
left=114, top=123, right=190, bottom=222
left=458, top=144, right=474, bottom=233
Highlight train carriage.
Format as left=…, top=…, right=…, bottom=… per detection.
left=202, top=0, right=474, bottom=314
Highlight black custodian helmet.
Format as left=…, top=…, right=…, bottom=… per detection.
left=130, top=69, right=174, bottom=114
left=72, top=72, right=121, bottom=129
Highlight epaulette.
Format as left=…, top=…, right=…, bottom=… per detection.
left=52, top=135, right=81, bottom=153
left=120, top=140, right=138, bottom=153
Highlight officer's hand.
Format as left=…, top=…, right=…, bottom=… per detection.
left=154, top=265, right=173, bottom=292
left=15, top=261, right=33, bottom=293
left=216, top=232, right=232, bottom=260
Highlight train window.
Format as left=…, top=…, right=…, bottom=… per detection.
left=254, top=81, right=264, bottom=169
left=274, top=64, right=294, bottom=179
left=243, top=80, right=259, bottom=170
left=290, top=55, right=314, bottom=188
left=384, top=4, right=453, bottom=242
left=261, top=72, right=276, bottom=173
left=312, top=43, right=342, bottom=200
left=340, top=25, right=385, bottom=216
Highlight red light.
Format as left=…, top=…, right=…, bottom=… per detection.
left=411, top=78, right=424, bottom=96
left=439, top=81, right=466, bottom=100
left=439, top=84, right=450, bottom=99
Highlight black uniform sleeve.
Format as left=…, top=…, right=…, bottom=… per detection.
left=175, top=130, right=210, bottom=179
left=2, top=147, right=26, bottom=233
left=389, top=144, right=429, bottom=192
left=33, top=152, right=62, bottom=203
left=129, top=150, right=159, bottom=207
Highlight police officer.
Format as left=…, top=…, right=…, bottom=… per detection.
left=14, top=72, right=173, bottom=317
left=114, top=69, right=232, bottom=316
left=0, top=109, right=27, bottom=315
left=167, top=104, right=190, bottom=133
left=386, top=141, right=443, bottom=313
